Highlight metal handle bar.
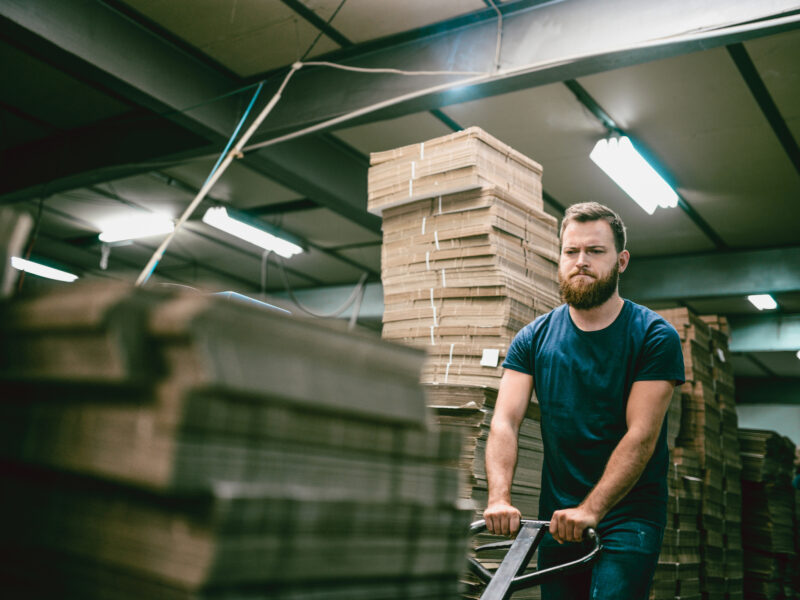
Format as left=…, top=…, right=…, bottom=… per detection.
left=467, top=519, right=601, bottom=600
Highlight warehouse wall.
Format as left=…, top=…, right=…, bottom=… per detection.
left=736, top=404, right=800, bottom=447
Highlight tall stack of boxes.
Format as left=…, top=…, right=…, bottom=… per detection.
left=369, top=127, right=560, bottom=598
left=657, top=309, right=746, bottom=600
left=738, top=429, right=796, bottom=599
left=0, top=284, right=473, bottom=600
left=701, top=316, right=744, bottom=600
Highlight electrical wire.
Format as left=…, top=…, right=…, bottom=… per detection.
left=136, top=75, right=273, bottom=285
left=486, top=0, right=503, bottom=72
left=276, top=257, right=369, bottom=319
left=299, top=61, right=486, bottom=77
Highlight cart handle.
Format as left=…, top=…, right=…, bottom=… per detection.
left=467, top=519, right=601, bottom=599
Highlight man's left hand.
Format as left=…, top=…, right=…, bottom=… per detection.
left=549, top=507, right=598, bottom=544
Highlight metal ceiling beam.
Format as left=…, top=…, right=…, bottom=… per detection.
left=563, top=80, right=727, bottom=249
left=620, top=246, right=800, bottom=302
left=0, top=0, right=377, bottom=231
left=727, top=43, right=800, bottom=177
left=729, top=314, right=800, bottom=352
left=238, top=0, right=800, bottom=143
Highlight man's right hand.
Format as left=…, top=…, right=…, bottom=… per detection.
left=483, top=501, right=522, bottom=537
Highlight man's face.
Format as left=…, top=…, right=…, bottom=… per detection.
left=558, top=220, right=624, bottom=309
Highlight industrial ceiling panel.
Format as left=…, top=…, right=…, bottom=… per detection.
left=745, top=28, right=800, bottom=141
left=577, top=46, right=800, bottom=249
left=310, top=0, right=487, bottom=44
left=335, top=246, right=381, bottom=273
left=161, top=160, right=302, bottom=209
left=121, top=0, right=339, bottom=77
left=87, top=176, right=195, bottom=217
left=684, top=296, right=765, bottom=316
left=273, top=245, right=367, bottom=286
left=0, top=107, right=52, bottom=151
left=750, top=351, right=800, bottom=377
left=273, top=207, right=381, bottom=248
left=333, top=111, right=454, bottom=156
left=729, top=355, right=766, bottom=377
left=0, top=40, right=130, bottom=130
left=439, top=82, right=714, bottom=256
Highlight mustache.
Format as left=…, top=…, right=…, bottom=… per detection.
left=570, top=268, right=595, bottom=277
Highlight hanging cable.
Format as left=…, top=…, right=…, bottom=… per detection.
left=276, top=256, right=369, bottom=319
left=486, top=0, right=503, bottom=72
left=136, top=68, right=287, bottom=286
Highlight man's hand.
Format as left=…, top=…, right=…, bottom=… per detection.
left=483, top=501, right=522, bottom=537
left=549, top=506, right=598, bottom=544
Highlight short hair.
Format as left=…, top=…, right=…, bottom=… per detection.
left=559, top=202, right=627, bottom=253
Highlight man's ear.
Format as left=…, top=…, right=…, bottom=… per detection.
left=618, top=249, right=630, bottom=274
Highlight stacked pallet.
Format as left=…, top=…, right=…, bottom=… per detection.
left=738, top=429, right=796, bottom=599
left=369, top=128, right=558, bottom=599
left=0, top=283, right=473, bottom=600
left=702, top=316, right=744, bottom=600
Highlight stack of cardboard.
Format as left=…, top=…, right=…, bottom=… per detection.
left=0, top=283, right=473, bottom=599
left=650, top=388, right=703, bottom=600
left=701, top=316, right=743, bottom=600
left=369, top=128, right=557, bottom=600
left=738, top=429, right=797, bottom=599
left=658, top=308, right=726, bottom=600
left=370, top=128, right=559, bottom=390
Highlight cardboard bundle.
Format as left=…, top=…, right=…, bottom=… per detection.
left=370, top=129, right=556, bottom=599
left=371, top=131, right=557, bottom=392
left=0, top=283, right=473, bottom=599
left=426, top=385, right=544, bottom=600
left=738, top=429, right=796, bottom=599
left=368, top=127, right=543, bottom=216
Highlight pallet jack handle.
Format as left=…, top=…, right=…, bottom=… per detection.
left=468, top=519, right=601, bottom=600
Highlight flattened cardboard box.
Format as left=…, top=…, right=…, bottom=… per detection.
left=368, top=127, right=543, bottom=215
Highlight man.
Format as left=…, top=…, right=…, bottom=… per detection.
left=483, top=202, right=684, bottom=599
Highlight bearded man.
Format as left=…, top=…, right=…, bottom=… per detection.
left=483, top=202, right=684, bottom=600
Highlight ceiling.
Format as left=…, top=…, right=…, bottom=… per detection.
left=1, top=0, right=799, bottom=395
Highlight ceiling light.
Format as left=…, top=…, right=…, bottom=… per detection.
left=747, top=294, right=778, bottom=310
left=796, top=350, right=800, bottom=360
left=11, top=257, right=78, bottom=282
left=99, top=214, right=174, bottom=243
left=590, top=136, right=679, bottom=215
left=202, top=207, right=303, bottom=258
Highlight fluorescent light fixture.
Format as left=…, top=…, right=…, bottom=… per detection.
left=11, top=256, right=78, bottom=282
left=590, top=136, right=679, bottom=215
left=202, top=207, right=303, bottom=258
left=747, top=294, right=778, bottom=310
left=796, top=350, right=800, bottom=360
left=99, top=214, right=174, bottom=243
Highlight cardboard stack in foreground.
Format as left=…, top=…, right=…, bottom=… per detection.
left=738, top=429, right=796, bottom=600
left=0, top=283, right=472, bottom=600
left=370, top=128, right=557, bottom=600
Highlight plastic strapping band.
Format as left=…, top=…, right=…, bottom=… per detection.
left=434, top=231, right=440, bottom=250
left=438, top=195, right=442, bottom=214
left=441, top=268, right=447, bottom=287
left=425, top=251, right=430, bottom=270
left=449, top=343, right=454, bottom=363
left=430, top=325, right=435, bottom=346
left=421, top=217, right=426, bottom=234
left=420, top=142, right=425, bottom=160
left=444, top=362, right=450, bottom=383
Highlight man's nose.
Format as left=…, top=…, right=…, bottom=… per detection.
left=576, top=251, right=590, bottom=266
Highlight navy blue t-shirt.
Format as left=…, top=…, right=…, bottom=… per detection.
left=502, top=300, right=684, bottom=528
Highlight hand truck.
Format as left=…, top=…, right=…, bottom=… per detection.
left=467, top=519, right=602, bottom=600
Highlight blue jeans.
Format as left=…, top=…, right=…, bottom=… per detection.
left=537, top=519, right=664, bottom=600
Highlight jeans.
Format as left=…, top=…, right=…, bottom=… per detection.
left=537, top=518, right=664, bottom=600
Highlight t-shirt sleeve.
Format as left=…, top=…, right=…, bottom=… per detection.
left=635, top=318, right=685, bottom=386
left=502, top=324, right=534, bottom=375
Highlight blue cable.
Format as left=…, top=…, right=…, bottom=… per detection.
left=139, top=81, right=265, bottom=285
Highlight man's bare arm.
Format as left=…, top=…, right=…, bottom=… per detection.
left=483, top=369, right=533, bottom=536
left=549, top=379, right=675, bottom=543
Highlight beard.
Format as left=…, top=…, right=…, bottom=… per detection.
left=558, top=261, right=620, bottom=310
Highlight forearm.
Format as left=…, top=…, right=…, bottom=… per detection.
left=485, top=420, right=520, bottom=504
left=580, top=431, right=655, bottom=521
